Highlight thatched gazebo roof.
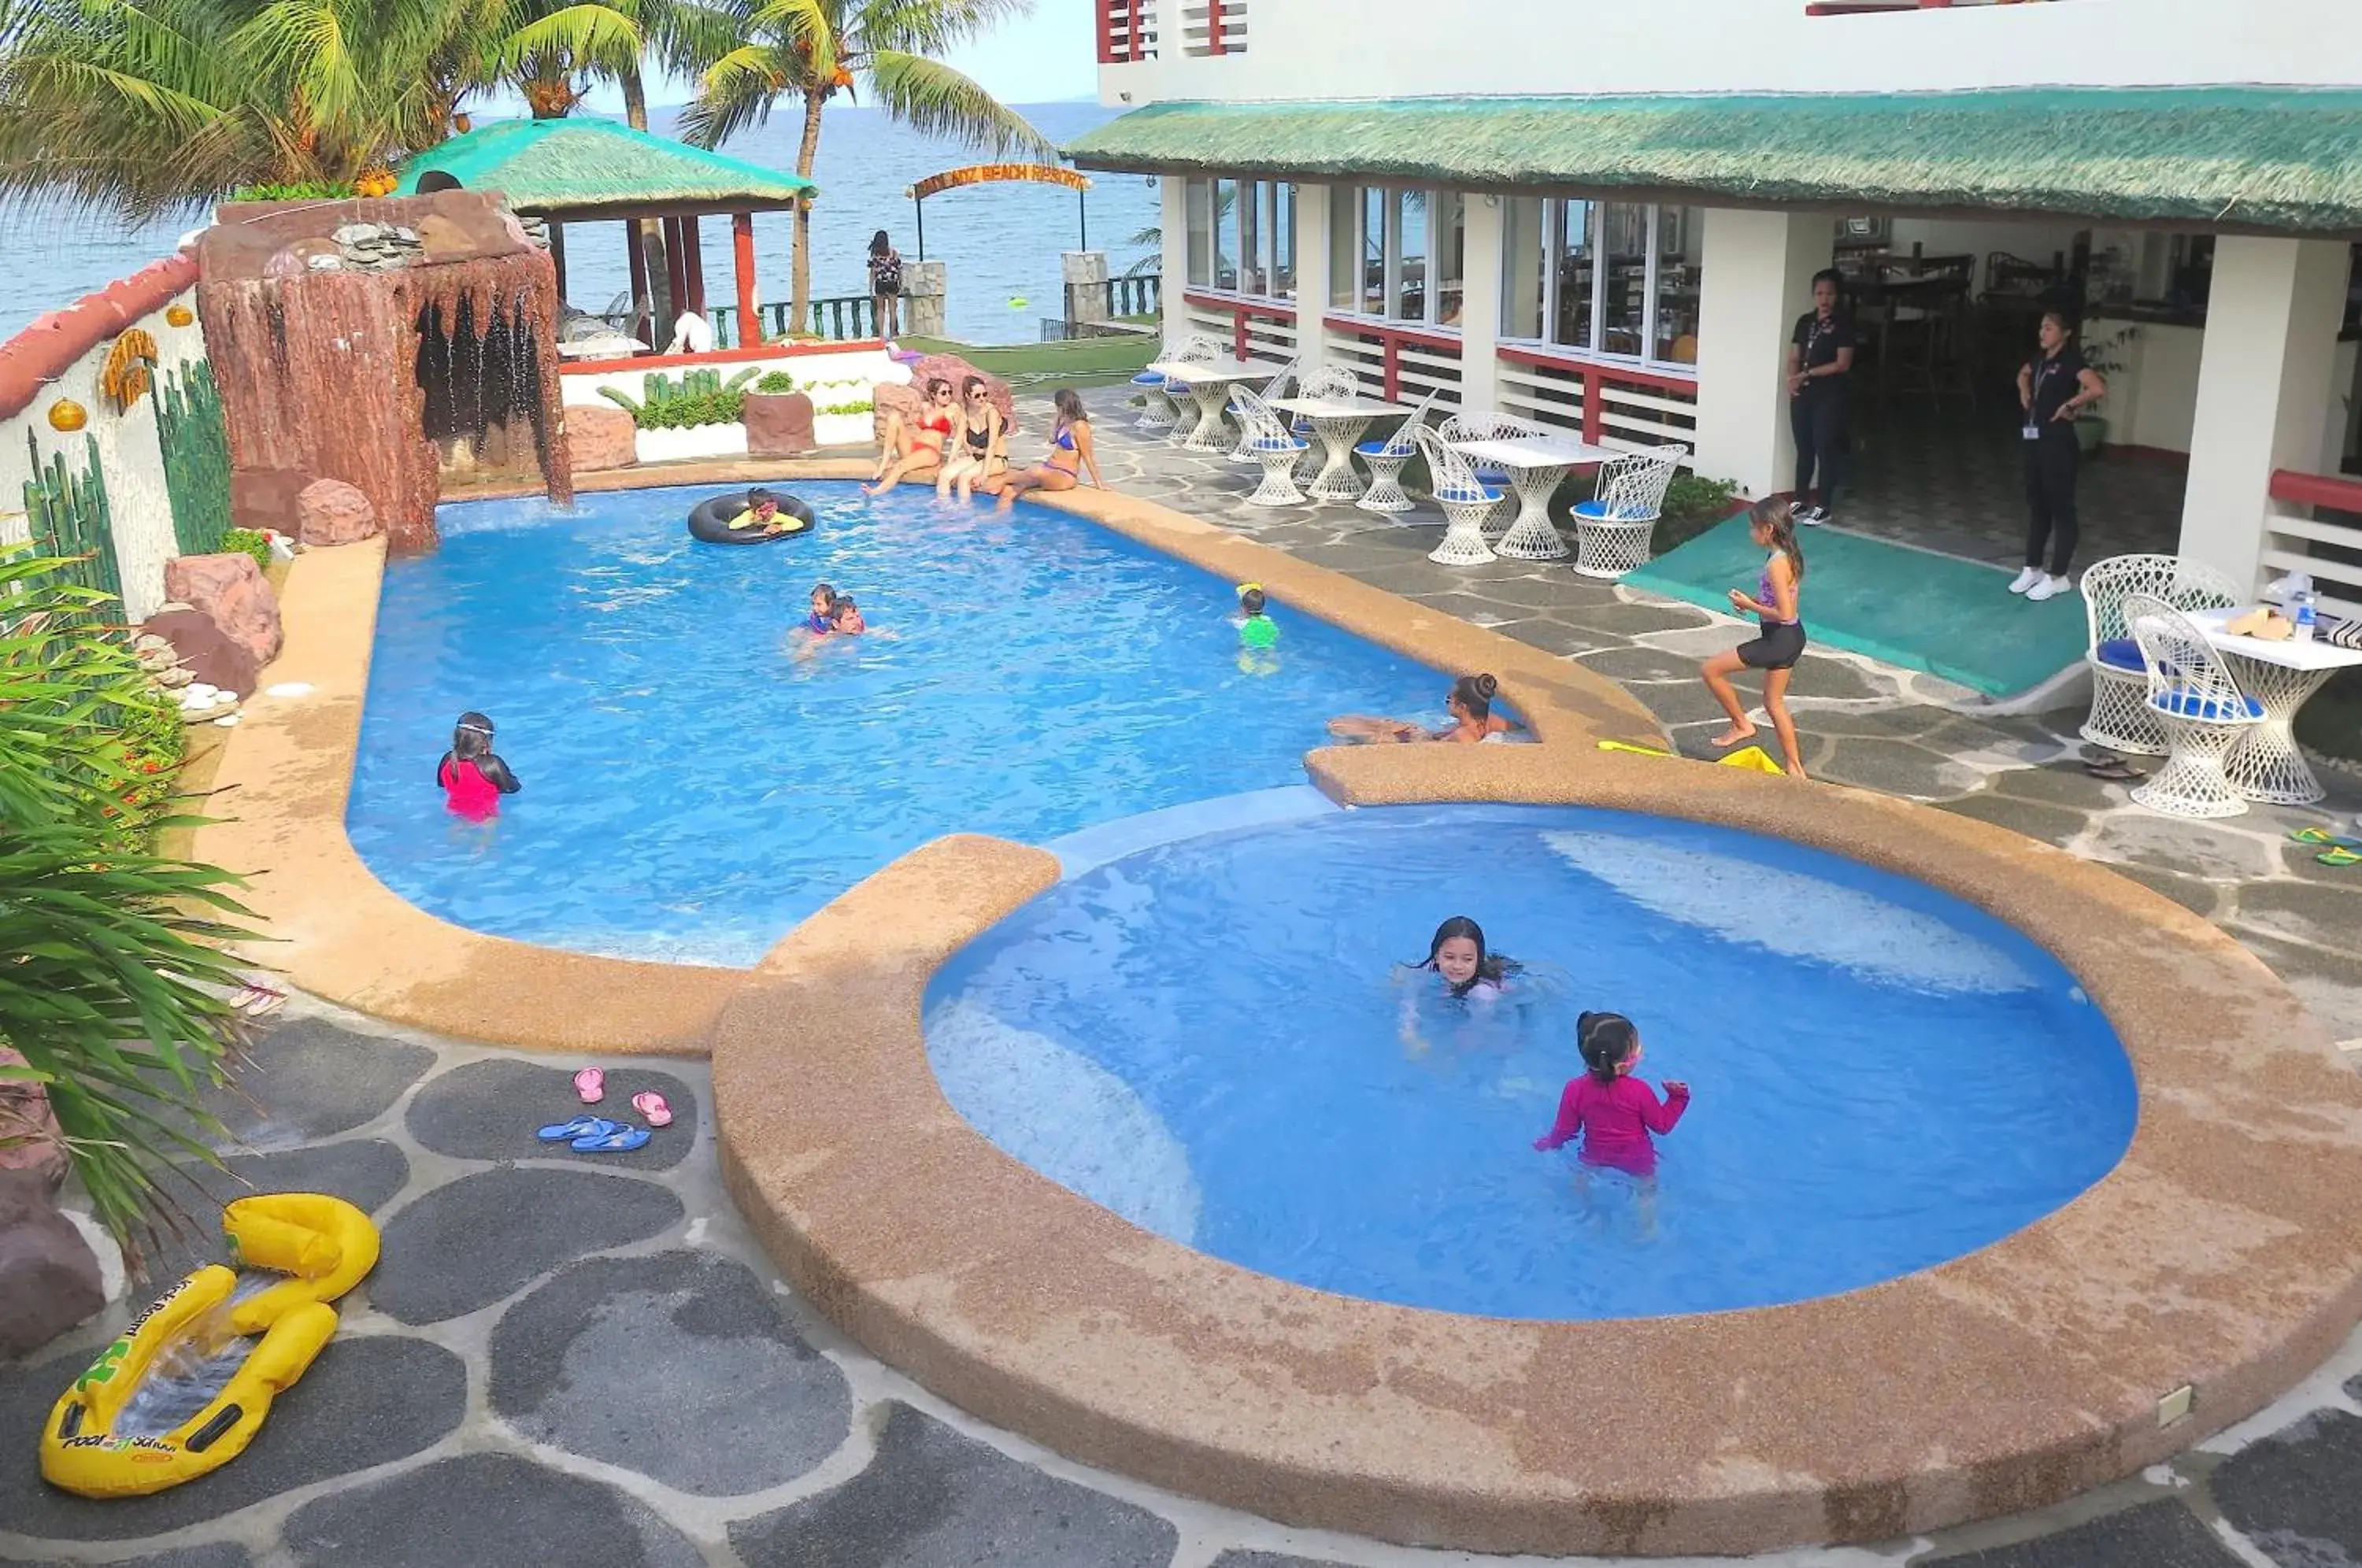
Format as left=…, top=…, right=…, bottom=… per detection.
left=1065, top=87, right=2362, bottom=235
left=398, top=118, right=815, bottom=222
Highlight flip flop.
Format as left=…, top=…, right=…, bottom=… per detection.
left=2319, top=845, right=2362, bottom=868
left=2288, top=827, right=2362, bottom=850
left=230, top=981, right=287, bottom=1018
left=2084, top=759, right=2145, bottom=782
left=570, top=1123, right=652, bottom=1154
left=538, top=1115, right=616, bottom=1142
left=631, top=1091, right=673, bottom=1129
left=572, top=1067, right=605, bottom=1104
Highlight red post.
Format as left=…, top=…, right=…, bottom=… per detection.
left=683, top=218, right=706, bottom=316
left=1581, top=369, right=1605, bottom=444
left=662, top=217, right=690, bottom=331
left=623, top=219, right=650, bottom=335
left=548, top=222, right=568, bottom=297
left=1097, top=0, right=1116, bottom=62
left=1206, top=0, right=1225, bottom=54
left=1382, top=336, right=1400, bottom=401
left=732, top=213, right=758, bottom=347
left=1231, top=308, right=1249, bottom=360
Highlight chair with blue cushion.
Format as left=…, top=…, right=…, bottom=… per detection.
left=1135, top=333, right=1224, bottom=436
left=1437, top=410, right=1546, bottom=535
left=1282, top=364, right=1367, bottom=481
left=2123, top=592, right=2264, bottom=819
left=1228, top=357, right=1301, bottom=460
left=1571, top=443, right=1687, bottom=579
left=1412, top=424, right=1504, bottom=565
left=2079, top=553, right=2243, bottom=756
left=1227, top=386, right=1310, bottom=507
left=1353, top=388, right=1440, bottom=514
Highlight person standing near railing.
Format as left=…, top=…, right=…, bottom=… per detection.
left=1786, top=268, right=1855, bottom=527
left=867, top=230, right=904, bottom=338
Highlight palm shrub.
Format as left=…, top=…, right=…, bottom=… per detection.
left=0, top=553, right=257, bottom=1256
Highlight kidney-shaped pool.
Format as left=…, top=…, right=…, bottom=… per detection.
left=924, top=802, right=2138, bottom=1320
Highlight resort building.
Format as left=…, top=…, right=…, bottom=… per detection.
left=1070, top=0, right=2362, bottom=615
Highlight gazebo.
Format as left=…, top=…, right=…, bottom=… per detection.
left=396, top=118, right=814, bottom=348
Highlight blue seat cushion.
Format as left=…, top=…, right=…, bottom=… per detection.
left=2094, top=638, right=2144, bottom=672
left=1131, top=371, right=1166, bottom=386
left=1355, top=439, right=1402, bottom=457
left=1473, top=466, right=1510, bottom=484
left=2150, top=687, right=2264, bottom=722
left=1572, top=499, right=1655, bottom=522
left=1250, top=436, right=1307, bottom=454
left=1442, top=486, right=1504, bottom=505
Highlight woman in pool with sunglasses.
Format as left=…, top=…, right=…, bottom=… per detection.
left=1329, top=674, right=1520, bottom=745
left=866, top=378, right=957, bottom=496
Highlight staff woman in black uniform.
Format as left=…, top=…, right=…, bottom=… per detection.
left=1786, top=268, right=1854, bottom=527
left=2011, top=310, right=2108, bottom=603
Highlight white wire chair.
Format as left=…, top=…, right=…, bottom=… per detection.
left=1569, top=444, right=1688, bottom=580
left=1227, top=386, right=1310, bottom=507
left=1229, top=357, right=1301, bottom=460
left=2123, top=591, right=2264, bottom=819
left=1138, top=333, right=1225, bottom=436
left=1284, top=364, right=1369, bottom=479
left=1354, top=388, right=1440, bottom=514
left=1412, top=425, right=1503, bottom=565
left=1437, top=410, right=1546, bottom=534
left=2078, top=553, right=2245, bottom=757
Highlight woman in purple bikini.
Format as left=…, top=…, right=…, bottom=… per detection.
left=1698, top=498, right=1808, bottom=778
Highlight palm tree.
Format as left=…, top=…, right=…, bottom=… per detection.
left=678, top=0, right=1056, bottom=335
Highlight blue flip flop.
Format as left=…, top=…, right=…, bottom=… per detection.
left=538, top=1114, right=616, bottom=1143
left=570, top=1123, right=651, bottom=1154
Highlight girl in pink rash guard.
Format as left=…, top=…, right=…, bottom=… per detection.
left=1533, top=1011, right=1690, bottom=1178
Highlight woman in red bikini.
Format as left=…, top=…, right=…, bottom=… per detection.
left=866, top=379, right=956, bottom=497
left=436, top=711, right=520, bottom=822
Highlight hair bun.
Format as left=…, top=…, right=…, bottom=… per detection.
left=1475, top=674, right=1498, bottom=698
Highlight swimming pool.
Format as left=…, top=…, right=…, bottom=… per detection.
left=347, top=483, right=1442, bottom=963
left=923, top=802, right=2138, bottom=1321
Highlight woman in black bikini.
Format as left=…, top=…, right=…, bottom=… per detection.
left=937, top=375, right=1004, bottom=502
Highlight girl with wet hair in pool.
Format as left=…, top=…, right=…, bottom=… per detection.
left=1534, top=1011, right=1690, bottom=1178
left=1408, top=915, right=1520, bottom=1000
left=1330, top=673, right=1519, bottom=745
left=436, top=711, right=520, bottom=822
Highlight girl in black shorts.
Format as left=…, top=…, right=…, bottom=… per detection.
left=1700, top=498, right=1808, bottom=778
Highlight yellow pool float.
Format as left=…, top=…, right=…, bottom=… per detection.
left=41, top=1193, right=379, bottom=1499
left=1597, top=738, right=1786, bottom=775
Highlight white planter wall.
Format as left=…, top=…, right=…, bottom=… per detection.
left=813, top=413, right=875, bottom=448
left=635, top=424, right=750, bottom=464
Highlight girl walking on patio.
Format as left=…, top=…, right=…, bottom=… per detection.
left=1701, top=499, right=1809, bottom=778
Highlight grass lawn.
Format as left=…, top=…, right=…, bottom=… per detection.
left=898, top=332, right=1157, bottom=390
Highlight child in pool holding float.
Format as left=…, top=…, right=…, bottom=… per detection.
left=435, top=711, right=520, bottom=822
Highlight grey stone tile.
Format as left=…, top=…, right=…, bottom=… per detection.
left=490, top=1251, right=850, bottom=1496
left=1401, top=591, right=1534, bottom=627
left=370, top=1167, right=683, bottom=1325
left=141, top=1138, right=412, bottom=1286
left=1816, top=738, right=1986, bottom=801
left=1497, top=618, right=1612, bottom=657
left=1913, top=1500, right=2241, bottom=1566
left=2212, top=1407, right=2362, bottom=1568
left=1578, top=645, right=1701, bottom=684
left=728, top=1402, right=1179, bottom=1568
left=0, top=1334, right=464, bottom=1540
left=2219, top=930, right=2362, bottom=1043
left=1564, top=600, right=1716, bottom=637
left=406, top=1059, right=698, bottom=1172
left=1987, top=764, right=2123, bottom=813
left=2275, top=838, right=2362, bottom=887
left=1779, top=656, right=1883, bottom=701
left=1211, top=1554, right=1353, bottom=1568
left=2226, top=881, right=2362, bottom=953
left=14, top=1547, right=254, bottom=1568
left=1931, top=792, right=2090, bottom=849
left=2087, top=812, right=2279, bottom=882
left=1464, top=573, right=1622, bottom=611
left=1801, top=704, right=1957, bottom=741
left=199, top=1018, right=435, bottom=1149
left=1636, top=680, right=1753, bottom=730
left=282, top=1453, right=703, bottom=1568
left=2105, top=863, right=2225, bottom=919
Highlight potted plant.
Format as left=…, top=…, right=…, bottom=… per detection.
left=597, top=368, right=761, bottom=464
left=2075, top=324, right=2139, bottom=456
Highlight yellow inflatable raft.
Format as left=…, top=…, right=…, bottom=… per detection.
left=41, top=1193, right=379, bottom=1499
left=1597, top=738, right=1786, bottom=775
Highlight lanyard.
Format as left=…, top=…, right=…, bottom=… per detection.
left=1805, top=313, right=1838, bottom=364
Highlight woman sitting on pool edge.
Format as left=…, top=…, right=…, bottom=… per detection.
left=867, top=379, right=957, bottom=496
left=1329, top=674, right=1520, bottom=745
left=987, top=389, right=1101, bottom=510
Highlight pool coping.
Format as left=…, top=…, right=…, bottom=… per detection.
left=709, top=747, right=2362, bottom=1558
left=189, top=460, right=1661, bottom=1053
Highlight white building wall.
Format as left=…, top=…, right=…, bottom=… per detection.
left=1103, top=0, right=2362, bottom=105
left=1693, top=210, right=1831, bottom=502
left=1294, top=183, right=1331, bottom=372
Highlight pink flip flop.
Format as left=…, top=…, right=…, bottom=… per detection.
left=631, top=1090, right=672, bottom=1129
left=572, top=1067, right=605, bottom=1104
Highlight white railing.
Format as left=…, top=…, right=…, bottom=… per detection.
left=2262, top=472, right=2362, bottom=622
left=1496, top=350, right=1698, bottom=453
left=1183, top=298, right=1297, bottom=364
left=1178, top=0, right=1246, bottom=56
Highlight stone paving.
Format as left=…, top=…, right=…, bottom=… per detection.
left=10, top=404, right=2362, bottom=1566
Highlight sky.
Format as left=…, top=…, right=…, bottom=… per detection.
left=565, top=0, right=1101, bottom=114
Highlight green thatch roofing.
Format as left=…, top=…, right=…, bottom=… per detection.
left=398, top=118, right=814, bottom=219
left=1064, top=88, right=2362, bottom=234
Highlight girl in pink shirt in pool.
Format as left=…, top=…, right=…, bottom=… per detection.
left=1533, top=1011, right=1690, bottom=1178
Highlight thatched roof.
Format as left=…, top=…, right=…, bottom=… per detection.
left=1064, top=88, right=2362, bottom=234
left=398, top=118, right=814, bottom=220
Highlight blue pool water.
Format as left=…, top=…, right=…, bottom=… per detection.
left=924, top=804, right=2139, bottom=1320
left=349, top=483, right=1442, bottom=963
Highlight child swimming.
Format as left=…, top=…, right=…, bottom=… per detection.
left=1397, top=915, right=1520, bottom=1052
left=1533, top=1011, right=1689, bottom=1178
left=827, top=596, right=866, bottom=634
left=435, top=711, right=520, bottom=822
left=1234, top=583, right=1279, bottom=650
left=804, top=582, right=839, bottom=634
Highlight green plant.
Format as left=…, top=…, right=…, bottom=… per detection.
left=1653, top=472, right=1743, bottom=553
left=754, top=370, right=798, bottom=394
left=0, top=553, right=257, bottom=1256
left=816, top=398, right=874, bottom=416
left=220, top=528, right=275, bottom=575
left=228, top=180, right=358, bottom=202
left=159, top=361, right=232, bottom=557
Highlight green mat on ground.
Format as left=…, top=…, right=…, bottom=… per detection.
left=1624, top=517, right=2088, bottom=697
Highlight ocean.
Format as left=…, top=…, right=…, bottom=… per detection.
left=0, top=99, right=1155, bottom=348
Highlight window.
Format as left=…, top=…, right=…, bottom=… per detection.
left=1271, top=184, right=1295, bottom=299
left=1394, top=190, right=1425, bottom=320
left=1361, top=187, right=1386, bottom=316
left=1435, top=194, right=1464, bottom=327
left=1216, top=180, right=1295, bottom=301
left=1212, top=178, right=1239, bottom=290
left=1327, top=183, right=1466, bottom=331
left=1185, top=179, right=1213, bottom=289
left=1327, top=187, right=1359, bottom=309
left=1501, top=196, right=1701, bottom=372
left=1237, top=179, right=1264, bottom=296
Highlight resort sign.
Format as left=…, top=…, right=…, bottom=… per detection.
left=904, top=165, right=1096, bottom=258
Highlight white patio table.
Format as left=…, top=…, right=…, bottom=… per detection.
left=1445, top=433, right=1616, bottom=560
left=2186, top=606, right=2362, bottom=804
left=1268, top=394, right=1409, bottom=503
left=1144, top=359, right=1267, bottom=454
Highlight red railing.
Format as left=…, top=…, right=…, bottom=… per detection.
left=1186, top=290, right=1295, bottom=359
left=1098, top=0, right=1154, bottom=61
left=1322, top=315, right=1459, bottom=400
left=1496, top=343, right=1697, bottom=445
left=2269, top=469, right=2362, bottom=512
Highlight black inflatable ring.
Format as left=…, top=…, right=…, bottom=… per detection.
left=687, top=491, right=815, bottom=545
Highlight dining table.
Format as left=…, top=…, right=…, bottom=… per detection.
left=2186, top=605, right=2362, bottom=804
left=1445, top=433, right=1616, bottom=560
left=1268, top=394, right=1410, bottom=503
left=1143, top=359, right=1268, bottom=455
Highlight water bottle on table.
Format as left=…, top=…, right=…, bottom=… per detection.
left=2294, top=586, right=2318, bottom=642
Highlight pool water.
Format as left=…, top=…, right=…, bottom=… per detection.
left=923, top=804, right=2138, bottom=1320
left=349, top=483, right=1442, bottom=963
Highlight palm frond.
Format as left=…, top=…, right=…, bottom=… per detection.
left=864, top=49, right=1054, bottom=159
left=679, top=41, right=793, bottom=147
left=854, top=0, right=1032, bottom=58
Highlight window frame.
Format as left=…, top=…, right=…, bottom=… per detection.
left=1324, top=182, right=1466, bottom=336
left=1499, top=195, right=1701, bottom=376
